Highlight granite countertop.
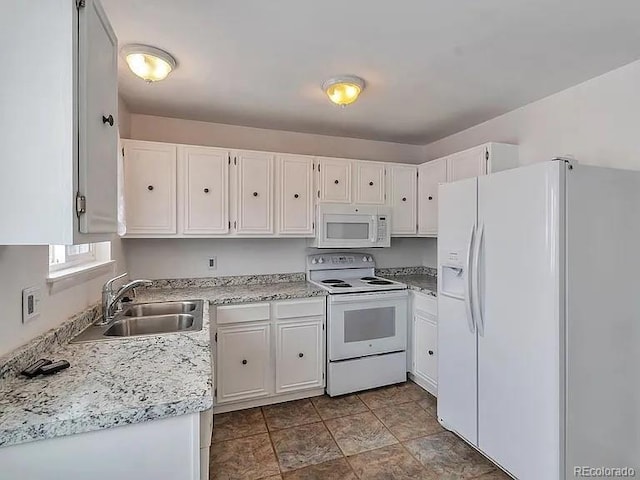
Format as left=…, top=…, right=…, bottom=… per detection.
left=0, top=280, right=326, bottom=449
left=389, top=274, right=438, bottom=297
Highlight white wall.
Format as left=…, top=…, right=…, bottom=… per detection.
left=422, top=59, right=640, bottom=169
left=129, top=114, right=424, bottom=164
left=124, top=237, right=434, bottom=279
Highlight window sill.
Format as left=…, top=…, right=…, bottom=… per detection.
left=47, top=260, right=116, bottom=294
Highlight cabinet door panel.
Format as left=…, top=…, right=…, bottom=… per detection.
left=389, top=165, right=417, bottom=235
left=182, top=146, right=229, bottom=234
left=414, top=312, right=437, bottom=384
left=217, top=323, right=271, bottom=403
left=418, top=159, right=447, bottom=236
left=447, top=146, right=486, bottom=182
left=278, top=156, right=314, bottom=235
left=275, top=319, right=324, bottom=393
left=78, top=0, right=118, bottom=234
left=318, top=158, right=351, bottom=203
left=236, top=152, right=274, bottom=234
left=355, top=162, right=385, bottom=204
left=124, top=141, right=176, bottom=234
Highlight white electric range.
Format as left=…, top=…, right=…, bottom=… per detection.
left=307, top=253, right=408, bottom=396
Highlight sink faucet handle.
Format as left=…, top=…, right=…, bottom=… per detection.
left=104, top=272, right=128, bottom=292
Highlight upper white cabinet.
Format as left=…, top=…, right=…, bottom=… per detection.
left=354, top=161, right=386, bottom=205
left=446, top=142, right=519, bottom=182
left=1, top=0, right=118, bottom=244
left=418, top=158, right=447, bottom=236
left=388, top=165, right=418, bottom=236
left=235, top=151, right=274, bottom=234
left=181, top=146, right=229, bottom=235
left=318, top=157, right=352, bottom=203
left=277, top=156, right=314, bottom=236
left=124, top=141, right=177, bottom=235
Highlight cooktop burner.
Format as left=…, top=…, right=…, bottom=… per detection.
left=322, top=279, right=346, bottom=284
left=332, top=283, right=352, bottom=288
left=361, top=277, right=378, bottom=281
left=367, top=280, right=393, bottom=285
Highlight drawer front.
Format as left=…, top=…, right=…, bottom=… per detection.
left=216, top=302, right=270, bottom=324
left=413, top=292, right=437, bottom=318
left=274, top=298, right=325, bottom=319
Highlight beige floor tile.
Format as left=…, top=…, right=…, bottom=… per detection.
left=373, top=401, right=444, bottom=441
left=474, top=469, right=512, bottom=479
left=416, top=393, right=437, bottom=418
left=213, top=408, right=267, bottom=443
left=403, top=431, right=495, bottom=479
left=311, top=394, right=369, bottom=420
left=263, top=399, right=321, bottom=431
left=356, top=384, right=410, bottom=410
left=210, top=433, right=280, bottom=480
left=324, top=411, right=398, bottom=456
left=395, top=382, right=433, bottom=402
left=282, top=457, right=357, bottom=480
left=262, top=477, right=283, bottom=480
left=347, top=443, right=430, bottom=479
left=270, top=421, right=343, bottom=472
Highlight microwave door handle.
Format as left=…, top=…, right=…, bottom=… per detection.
left=370, top=216, right=377, bottom=243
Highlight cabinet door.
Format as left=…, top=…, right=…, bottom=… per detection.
left=414, top=312, right=438, bottom=386
left=447, top=146, right=486, bottom=182
left=77, top=0, right=118, bottom=234
left=418, top=158, right=447, bottom=236
left=318, top=158, right=351, bottom=203
left=388, top=165, right=417, bottom=235
left=124, top=141, right=177, bottom=234
left=277, top=156, right=314, bottom=235
left=275, top=318, right=324, bottom=393
left=217, top=323, right=271, bottom=403
left=354, top=161, right=385, bottom=204
left=236, top=151, right=274, bottom=234
left=182, top=146, right=229, bottom=235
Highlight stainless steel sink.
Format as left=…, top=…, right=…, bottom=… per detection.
left=71, top=300, right=204, bottom=343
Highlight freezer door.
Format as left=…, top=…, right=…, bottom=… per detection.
left=437, top=177, right=478, bottom=445
left=476, top=161, right=562, bottom=480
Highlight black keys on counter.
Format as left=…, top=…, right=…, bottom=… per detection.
left=21, top=358, right=70, bottom=377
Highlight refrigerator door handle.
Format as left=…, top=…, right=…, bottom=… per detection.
left=464, top=224, right=476, bottom=334
left=472, top=223, right=485, bottom=336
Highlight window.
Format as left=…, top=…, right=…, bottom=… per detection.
left=48, top=242, right=111, bottom=272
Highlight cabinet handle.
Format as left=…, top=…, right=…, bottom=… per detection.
left=428, top=196, right=433, bottom=200
left=204, top=188, right=210, bottom=193
left=402, top=197, right=407, bottom=202
left=298, top=353, right=304, bottom=358
left=253, top=192, right=259, bottom=197
left=294, top=193, right=299, bottom=199
left=242, top=359, right=248, bottom=365
left=147, top=185, right=154, bottom=191
left=428, top=350, right=434, bottom=356
left=369, top=181, right=374, bottom=186
left=102, top=114, right=114, bottom=126
left=334, top=179, right=339, bottom=184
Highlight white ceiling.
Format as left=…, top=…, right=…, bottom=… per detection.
left=103, top=0, right=640, bottom=145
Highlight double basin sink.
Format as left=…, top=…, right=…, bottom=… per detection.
left=71, top=300, right=204, bottom=343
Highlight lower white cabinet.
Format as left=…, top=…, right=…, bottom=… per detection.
left=409, top=291, right=438, bottom=395
left=215, top=297, right=326, bottom=412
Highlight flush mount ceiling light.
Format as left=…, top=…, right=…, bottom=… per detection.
left=322, top=75, right=365, bottom=106
left=121, top=44, right=177, bottom=83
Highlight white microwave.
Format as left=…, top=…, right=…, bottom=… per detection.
left=312, top=205, right=391, bottom=248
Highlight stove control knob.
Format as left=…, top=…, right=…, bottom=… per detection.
left=311, top=258, right=317, bottom=265
left=367, top=256, right=373, bottom=262
left=318, top=257, right=325, bottom=264
left=362, top=256, right=368, bottom=262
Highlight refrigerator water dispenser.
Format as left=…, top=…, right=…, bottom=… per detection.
left=440, top=265, right=465, bottom=299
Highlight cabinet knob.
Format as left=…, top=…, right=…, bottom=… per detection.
left=334, top=179, right=339, bottom=184
left=294, top=193, right=299, bottom=199
left=253, top=192, right=259, bottom=197
left=102, top=114, right=114, bottom=126
left=242, top=359, right=248, bottom=365
left=428, top=196, right=433, bottom=200
left=402, top=197, right=407, bottom=202
left=147, top=185, right=154, bottom=191
left=298, top=353, right=304, bottom=358
left=428, top=350, right=434, bottom=356
left=369, top=181, right=374, bottom=186
left=204, top=188, right=210, bottom=193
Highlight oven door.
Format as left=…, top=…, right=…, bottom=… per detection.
left=328, top=290, right=408, bottom=361
left=318, top=213, right=378, bottom=248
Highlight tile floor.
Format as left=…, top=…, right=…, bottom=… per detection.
left=210, top=381, right=510, bottom=479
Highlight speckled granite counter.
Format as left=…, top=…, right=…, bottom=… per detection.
left=388, top=274, right=438, bottom=297
left=0, top=280, right=326, bottom=449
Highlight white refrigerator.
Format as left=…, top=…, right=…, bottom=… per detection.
left=437, top=160, right=640, bottom=480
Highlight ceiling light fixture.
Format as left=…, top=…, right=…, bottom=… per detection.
left=121, top=44, right=177, bottom=83
left=322, top=75, right=365, bottom=106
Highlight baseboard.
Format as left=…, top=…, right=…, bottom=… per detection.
left=213, top=388, right=325, bottom=414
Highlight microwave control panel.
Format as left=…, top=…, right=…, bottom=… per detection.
left=377, top=216, right=388, bottom=241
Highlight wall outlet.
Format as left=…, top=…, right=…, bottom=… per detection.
left=207, top=257, right=217, bottom=270
left=22, top=286, right=42, bottom=324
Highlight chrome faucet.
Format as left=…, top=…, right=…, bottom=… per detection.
left=99, top=273, right=152, bottom=325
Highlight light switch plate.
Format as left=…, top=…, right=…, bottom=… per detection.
left=22, top=286, right=42, bottom=324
